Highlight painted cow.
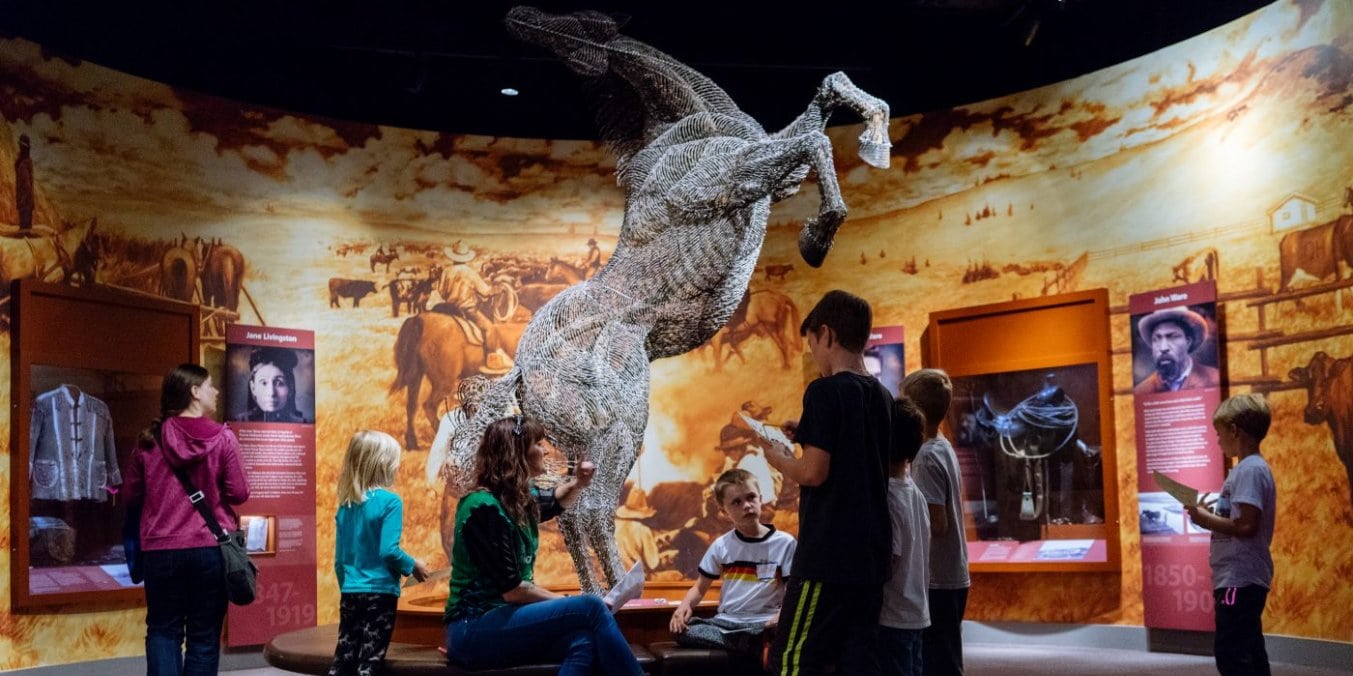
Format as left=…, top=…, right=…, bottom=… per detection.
left=328, top=277, right=378, bottom=308
left=1289, top=351, right=1353, bottom=511
left=764, top=263, right=794, bottom=281
left=1278, top=215, right=1353, bottom=291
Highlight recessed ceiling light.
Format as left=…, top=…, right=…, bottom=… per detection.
left=500, top=88, right=519, bottom=96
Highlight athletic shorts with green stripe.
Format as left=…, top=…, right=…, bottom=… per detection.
left=769, top=577, right=883, bottom=675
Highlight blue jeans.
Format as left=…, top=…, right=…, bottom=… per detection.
left=446, top=595, right=641, bottom=676
left=143, top=546, right=227, bottom=676
left=878, top=627, right=923, bottom=676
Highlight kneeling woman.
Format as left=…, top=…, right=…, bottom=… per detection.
left=444, top=415, right=642, bottom=675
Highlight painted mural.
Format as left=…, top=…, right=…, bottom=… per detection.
left=1, top=0, right=1351, bottom=667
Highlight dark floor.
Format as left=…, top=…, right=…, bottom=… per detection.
left=227, top=642, right=1352, bottom=676
left=963, top=643, right=1351, bottom=675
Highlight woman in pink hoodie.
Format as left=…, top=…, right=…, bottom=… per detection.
left=123, top=364, right=250, bottom=676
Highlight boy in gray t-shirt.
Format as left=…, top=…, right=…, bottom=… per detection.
left=877, top=398, right=932, bottom=676
left=1186, top=394, right=1277, bottom=676
left=903, top=369, right=969, bottom=676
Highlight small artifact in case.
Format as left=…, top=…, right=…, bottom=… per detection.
left=29, top=516, right=76, bottom=566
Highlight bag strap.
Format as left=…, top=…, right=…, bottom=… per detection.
left=159, top=434, right=231, bottom=544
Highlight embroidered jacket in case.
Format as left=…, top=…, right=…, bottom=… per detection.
left=29, top=387, right=120, bottom=501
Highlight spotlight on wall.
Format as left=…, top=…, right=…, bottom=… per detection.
left=500, top=87, right=520, bottom=97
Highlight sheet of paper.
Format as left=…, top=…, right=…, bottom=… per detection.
left=739, top=412, right=795, bottom=451
left=1152, top=471, right=1199, bottom=506
left=602, top=560, right=645, bottom=614
left=244, top=518, right=269, bottom=552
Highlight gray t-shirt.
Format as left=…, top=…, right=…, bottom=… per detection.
left=1209, top=454, right=1276, bottom=589
left=913, top=434, right=970, bottom=589
left=881, top=473, right=931, bottom=629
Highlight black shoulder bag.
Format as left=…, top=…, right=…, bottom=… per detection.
left=164, top=454, right=258, bottom=605
left=122, top=502, right=144, bottom=584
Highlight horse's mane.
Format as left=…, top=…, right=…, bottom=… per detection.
left=507, top=8, right=760, bottom=169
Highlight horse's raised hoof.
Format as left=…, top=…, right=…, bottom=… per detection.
left=798, top=226, right=831, bottom=268
left=857, top=114, right=892, bottom=169
left=858, top=138, right=891, bottom=169
left=798, top=211, right=845, bottom=268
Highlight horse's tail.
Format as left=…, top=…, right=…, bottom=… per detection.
left=171, top=257, right=189, bottom=295
left=220, top=249, right=244, bottom=310
left=390, top=315, right=425, bottom=395
left=447, top=367, right=524, bottom=497
left=505, top=6, right=748, bottom=163
left=161, top=249, right=191, bottom=299
left=173, top=255, right=189, bottom=296
left=481, top=366, right=525, bottom=420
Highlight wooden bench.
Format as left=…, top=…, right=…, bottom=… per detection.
left=645, top=641, right=763, bottom=676
left=263, top=624, right=657, bottom=675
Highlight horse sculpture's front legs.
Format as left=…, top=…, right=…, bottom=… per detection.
left=666, top=132, right=847, bottom=268
left=774, top=71, right=891, bottom=170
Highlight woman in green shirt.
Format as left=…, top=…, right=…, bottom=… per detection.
left=443, top=415, right=642, bottom=675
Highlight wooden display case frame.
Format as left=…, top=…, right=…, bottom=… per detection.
left=925, top=288, right=1121, bottom=573
left=10, top=279, right=200, bottom=610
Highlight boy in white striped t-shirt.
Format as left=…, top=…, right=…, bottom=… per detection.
left=669, top=468, right=797, bottom=657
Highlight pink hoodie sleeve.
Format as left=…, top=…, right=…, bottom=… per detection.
left=219, top=429, right=250, bottom=506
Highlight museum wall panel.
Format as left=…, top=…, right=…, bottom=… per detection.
left=1, top=0, right=1350, bottom=668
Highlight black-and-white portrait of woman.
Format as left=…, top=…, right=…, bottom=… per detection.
left=228, top=346, right=314, bottom=424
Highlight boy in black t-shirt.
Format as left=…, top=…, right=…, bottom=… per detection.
left=765, top=289, right=893, bottom=675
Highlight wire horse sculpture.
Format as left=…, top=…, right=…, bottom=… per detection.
left=446, top=6, right=892, bottom=593
left=974, top=375, right=1080, bottom=523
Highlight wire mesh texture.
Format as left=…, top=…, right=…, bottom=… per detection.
left=444, top=6, right=892, bottom=593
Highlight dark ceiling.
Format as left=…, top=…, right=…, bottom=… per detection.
left=1, top=0, right=1275, bottom=139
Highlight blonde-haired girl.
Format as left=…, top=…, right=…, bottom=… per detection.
left=328, top=430, right=428, bottom=676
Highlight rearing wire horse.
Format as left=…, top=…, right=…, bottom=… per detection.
left=449, top=6, right=892, bottom=593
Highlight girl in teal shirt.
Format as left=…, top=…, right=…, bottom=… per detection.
left=329, top=430, right=429, bottom=676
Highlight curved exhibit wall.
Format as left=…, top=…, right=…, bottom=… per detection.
left=1, top=0, right=1351, bottom=667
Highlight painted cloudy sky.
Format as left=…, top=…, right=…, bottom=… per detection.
left=830, top=0, right=1348, bottom=209
left=0, top=42, right=622, bottom=233
left=810, top=0, right=1353, bottom=260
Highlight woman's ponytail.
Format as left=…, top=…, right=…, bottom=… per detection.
left=137, top=416, right=165, bottom=449
left=141, top=363, right=210, bottom=448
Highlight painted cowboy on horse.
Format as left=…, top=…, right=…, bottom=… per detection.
left=437, top=240, right=515, bottom=375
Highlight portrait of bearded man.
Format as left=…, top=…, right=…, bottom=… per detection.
left=1132, top=307, right=1220, bottom=395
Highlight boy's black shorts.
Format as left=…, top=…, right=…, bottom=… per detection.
left=768, top=577, right=883, bottom=675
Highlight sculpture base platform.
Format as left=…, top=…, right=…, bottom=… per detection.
left=394, top=582, right=715, bottom=647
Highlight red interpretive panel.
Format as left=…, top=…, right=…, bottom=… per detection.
left=224, top=324, right=318, bottom=646
left=1130, top=281, right=1224, bottom=631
